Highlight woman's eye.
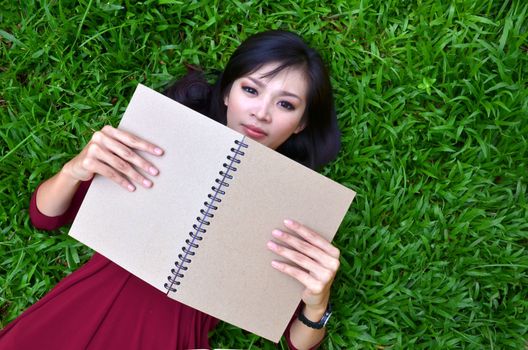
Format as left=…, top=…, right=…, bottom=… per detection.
left=242, top=86, right=257, bottom=95
left=279, top=101, right=295, bottom=111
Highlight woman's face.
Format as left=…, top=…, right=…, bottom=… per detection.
left=224, top=63, right=308, bottom=150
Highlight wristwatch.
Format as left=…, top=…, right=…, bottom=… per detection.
left=297, top=303, right=332, bottom=329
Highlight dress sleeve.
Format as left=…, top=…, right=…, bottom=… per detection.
left=29, top=180, right=92, bottom=231
left=283, top=302, right=324, bottom=350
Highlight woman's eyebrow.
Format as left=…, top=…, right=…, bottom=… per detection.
left=247, top=77, right=302, bottom=101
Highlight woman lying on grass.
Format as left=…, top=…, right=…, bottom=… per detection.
left=0, top=30, right=342, bottom=350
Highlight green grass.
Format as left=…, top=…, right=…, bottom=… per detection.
left=1, top=0, right=527, bottom=349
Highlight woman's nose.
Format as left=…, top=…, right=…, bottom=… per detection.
left=252, top=100, right=271, bottom=122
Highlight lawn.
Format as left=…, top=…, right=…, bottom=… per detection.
left=1, top=0, right=527, bottom=349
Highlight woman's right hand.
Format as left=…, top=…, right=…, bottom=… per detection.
left=62, top=125, right=164, bottom=191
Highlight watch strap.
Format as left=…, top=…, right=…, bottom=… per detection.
left=297, top=303, right=332, bottom=329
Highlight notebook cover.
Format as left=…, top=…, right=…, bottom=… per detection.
left=69, top=84, right=356, bottom=342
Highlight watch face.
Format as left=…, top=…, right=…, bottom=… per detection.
left=322, top=310, right=332, bottom=326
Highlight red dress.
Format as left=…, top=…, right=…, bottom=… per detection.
left=0, top=181, right=316, bottom=350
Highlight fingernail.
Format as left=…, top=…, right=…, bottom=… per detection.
left=149, top=167, right=159, bottom=176
left=154, top=147, right=163, bottom=155
left=143, top=179, right=152, bottom=187
left=272, top=229, right=283, bottom=238
left=271, top=261, right=280, bottom=268
left=267, top=241, right=277, bottom=250
left=128, top=184, right=135, bottom=192
left=284, top=219, right=296, bottom=227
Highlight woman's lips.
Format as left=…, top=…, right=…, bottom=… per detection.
left=242, top=124, right=267, bottom=139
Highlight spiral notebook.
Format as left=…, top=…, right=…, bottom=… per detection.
left=69, top=84, right=356, bottom=342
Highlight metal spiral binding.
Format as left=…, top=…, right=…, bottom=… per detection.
left=164, top=137, right=248, bottom=293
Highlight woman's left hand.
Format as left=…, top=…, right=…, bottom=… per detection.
left=267, top=219, right=340, bottom=311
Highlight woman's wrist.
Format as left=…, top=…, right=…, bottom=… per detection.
left=301, top=303, right=328, bottom=322
left=60, top=161, right=83, bottom=183
left=35, top=163, right=83, bottom=217
left=289, top=303, right=328, bottom=349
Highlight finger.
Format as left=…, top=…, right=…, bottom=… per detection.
left=270, top=260, right=327, bottom=295
left=81, top=156, right=136, bottom=192
left=267, top=240, right=333, bottom=283
left=85, top=142, right=153, bottom=188
left=92, top=130, right=160, bottom=176
left=271, top=229, right=340, bottom=273
left=283, top=219, right=340, bottom=259
left=100, top=125, right=164, bottom=156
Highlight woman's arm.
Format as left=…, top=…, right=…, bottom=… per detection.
left=285, top=304, right=327, bottom=350
left=34, top=165, right=84, bottom=217
left=281, top=301, right=327, bottom=350
left=267, top=219, right=340, bottom=350
left=33, top=125, right=164, bottom=218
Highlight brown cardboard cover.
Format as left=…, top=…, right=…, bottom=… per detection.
left=69, top=84, right=356, bottom=342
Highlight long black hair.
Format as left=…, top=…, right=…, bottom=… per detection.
left=165, top=30, right=340, bottom=170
